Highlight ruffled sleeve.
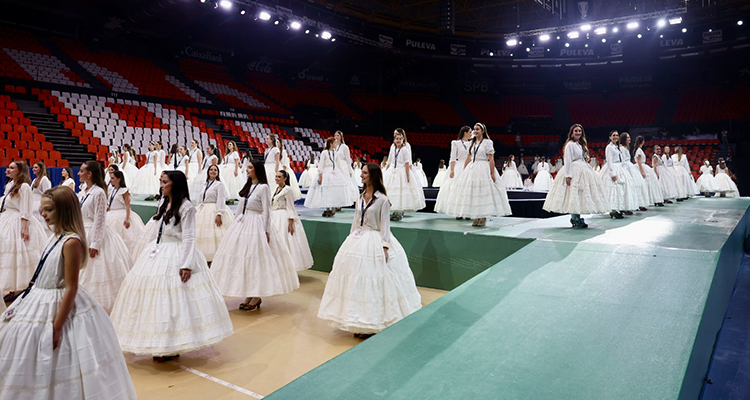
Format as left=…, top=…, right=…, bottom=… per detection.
left=18, top=183, right=32, bottom=221
left=486, top=140, right=496, bottom=155
left=178, top=202, right=196, bottom=271
left=378, top=196, right=391, bottom=249
left=90, top=188, right=107, bottom=250
left=403, top=145, right=412, bottom=166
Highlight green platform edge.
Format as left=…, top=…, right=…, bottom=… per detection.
left=264, top=198, right=750, bottom=400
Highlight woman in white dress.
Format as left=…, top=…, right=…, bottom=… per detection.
left=435, top=126, right=472, bottom=217
left=299, top=158, right=317, bottom=188
left=533, top=157, right=553, bottom=191
left=76, top=161, right=132, bottom=312
left=195, top=164, right=234, bottom=263
left=131, top=142, right=162, bottom=195
left=352, top=156, right=363, bottom=187
left=333, top=131, right=360, bottom=201
left=599, top=130, right=637, bottom=218
left=186, top=139, right=203, bottom=181
left=212, top=160, right=299, bottom=311
left=190, top=144, right=220, bottom=202
left=432, top=159, right=448, bottom=188
left=618, top=132, right=649, bottom=211
left=166, top=144, right=180, bottom=171
left=652, top=146, right=677, bottom=203
left=59, top=167, right=76, bottom=191
left=272, top=170, right=313, bottom=271
left=105, top=154, right=120, bottom=185
left=277, top=138, right=303, bottom=200
left=383, top=129, right=426, bottom=220
left=1, top=161, right=47, bottom=301
left=264, top=134, right=282, bottom=193
left=663, top=146, right=687, bottom=201
left=304, top=137, right=357, bottom=217
left=111, top=170, right=233, bottom=362
left=120, top=144, right=139, bottom=185
left=672, top=146, right=698, bottom=197
left=438, top=123, right=512, bottom=227
left=543, top=124, right=609, bottom=228
left=714, top=158, right=739, bottom=197
left=413, top=158, right=429, bottom=188
left=31, top=162, right=53, bottom=236
left=155, top=141, right=169, bottom=172
left=499, top=155, right=523, bottom=189
left=318, top=162, right=421, bottom=338
left=173, top=145, right=189, bottom=174
left=633, top=136, right=664, bottom=207
left=0, top=186, right=136, bottom=399
left=221, top=141, right=242, bottom=199
left=106, top=170, right=146, bottom=255
left=696, top=160, right=718, bottom=196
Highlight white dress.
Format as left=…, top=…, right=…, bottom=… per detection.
left=696, top=165, right=718, bottom=193
left=304, top=150, right=357, bottom=209
left=0, top=183, right=47, bottom=293
left=352, top=163, right=363, bottom=187
left=432, top=166, right=448, bottom=188
left=599, top=143, right=637, bottom=211
left=435, top=139, right=471, bottom=210
left=672, top=154, right=698, bottom=196
left=664, top=154, right=687, bottom=198
left=543, top=141, right=609, bottom=215
left=620, top=147, right=650, bottom=208
left=533, top=162, right=553, bottom=191
left=280, top=150, right=303, bottom=200
left=634, top=148, right=664, bottom=205
left=131, top=151, right=162, bottom=195
left=106, top=187, right=146, bottom=255
left=221, top=151, right=242, bottom=199
left=271, top=185, right=313, bottom=271
left=211, top=184, right=300, bottom=298
left=78, top=185, right=132, bottom=312
left=383, top=144, right=426, bottom=212
left=436, top=139, right=512, bottom=219
left=334, top=143, right=361, bottom=200
left=170, top=154, right=188, bottom=175
left=30, top=176, right=53, bottom=236
left=413, top=162, right=428, bottom=188
left=132, top=197, right=164, bottom=259
left=318, top=191, right=422, bottom=334
left=156, top=149, right=169, bottom=172
left=0, top=233, right=137, bottom=400
left=119, top=152, right=139, bottom=186
left=189, top=154, right=219, bottom=202
left=264, top=147, right=281, bottom=193
left=499, top=161, right=524, bottom=189
left=186, top=147, right=202, bottom=181
left=111, top=199, right=234, bottom=356
left=714, top=166, right=739, bottom=196
left=299, top=161, right=317, bottom=188
left=60, top=178, right=76, bottom=192
left=195, top=179, right=234, bottom=262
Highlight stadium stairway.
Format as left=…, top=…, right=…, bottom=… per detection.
left=330, top=87, right=369, bottom=121
left=445, top=96, right=477, bottom=126
left=199, top=117, right=259, bottom=159
left=151, top=58, right=223, bottom=106
left=37, top=36, right=108, bottom=91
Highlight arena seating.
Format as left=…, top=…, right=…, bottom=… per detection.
left=349, top=91, right=462, bottom=126
left=0, top=94, right=64, bottom=167
left=673, top=85, right=750, bottom=123
left=461, top=95, right=554, bottom=127
left=405, top=132, right=558, bottom=150
left=564, top=92, right=662, bottom=127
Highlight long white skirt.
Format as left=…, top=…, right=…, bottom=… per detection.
left=282, top=165, right=303, bottom=200
left=667, top=166, right=688, bottom=198
left=543, top=160, right=609, bottom=215
left=639, top=164, right=664, bottom=205
left=299, top=167, right=317, bottom=188
left=432, top=168, right=448, bottom=188
left=304, top=168, right=357, bottom=209
left=120, top=163, right=139, bottom=188
left=599, top=163, right=638, bottom=211
left=383, top=166, right=426, bottom=212
left=195, top=202, right=234, bottom=263
left=674, top=165, right=698, bottom=197
left=714, top=173, right=739, bottom=196
left=696, top=173, right=718, bottom=193
left=0, top=286, right=136, bottom=399
left=186, top=161, right=200, bottom=181
left=533, top=170, right=553, bottom=191
left=106, top=209, right=146, bottom=255
left=133, top=214, right=159, bottom=261
left=130, top=163, right=162, bottom=195
left=415, top=168, right=428, bottom=188
left=434, top=163, right=464, bottom=213
left=437, top=160, right=512, bottom=219
left=80, top=220, right=132, bottom=312
left=656, top=165, right=679, bottom=200
left=499, top=169, right=523, bottom=189
left=211, top=212, right=299, bottom=298
left=220, top=164, right=244, bottom=200
left=271, top=210, right=313, bottom=271
left=318, top=228, right=422, bottom=334
left=0, top=210, right=47, bottom=293
left=110, top=239, right=234, bottom=356
left=622, top=162, right=650, bottom=208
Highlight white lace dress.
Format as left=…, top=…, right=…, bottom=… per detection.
left=299, top=161, right=318, bottom=188
left=543, top=141, right=609, bottom=215
left=664, top=154, right=687, bottom=198
left=432, top=166, right=448, bottom=188
left=195, top=179, right=234, bottom=262
left=271, top=186, right=313, bottom=271
left=0, top=233, right=136, bottom=399
left=413, top=162, right=428, bottom=188
left=119, top=152, right=139, bottom=186
left=318, top=191, right=422, bottom=334
left=654, top=154, right=679, bottom=200
left=186, top=147, right=202, bottom=181
left=189, top=154, right=219, bottom=202
left=620, top=147, right=650, bottom=208
left=0, top=183, right=47, bottom=293
left=672, top=154, right=698, bottom=196
left=334, top=143, right=360, bottom=200
left=281, top=149, right=303, bottom=200
left=264, top=147, right=281, bottom=193
left=383, top=144, right=426, bottom=212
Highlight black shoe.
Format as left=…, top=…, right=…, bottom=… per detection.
left=622, top=210, right=634, bottom=216
left=656, top=203, right=665, bottom=207
left=578, top=219, right=588, bottom=228
left=676, top=198, right=684, bottom=202
left=610, top=211, right=624, bottom=219
left=638, top=207, right=648, bottom=211
left=665, top=200, right=674, bottom=204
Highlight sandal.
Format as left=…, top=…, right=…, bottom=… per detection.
left=153, top=354, right=180, bottom=363
left=246, top=298, right=262, bottom=311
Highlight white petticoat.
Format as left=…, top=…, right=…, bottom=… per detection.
left=434, top=164, right=464, bottom=213
left=674, top=165, right=698, bottom=197
left=318, top=228, right=422, bottom=334
left=211, top=212, right=300, bottom=298
left=436, top=160, right=512, bottom=219
left=714, top=173, right=739, bottom=196
left=499, top=169, right=523, bottom=189
left=0, top=210, right=47, bottom=293
left=383, top=167, right=426, bottom=212
left=432, top=168, right=448, bottom=188
left=110, top=239, right=234, bottom=356
left=696, top=173, right=718, bottom=193
left=106, top=209, right=146, bottom=255
left=220, top=164, right=244, bottom=200
left=656, top=165, right=679, bottom=200
left=271, top=210, right=313, bottom=271
left=195, top=202, right=234, bottom=263
left=130, top=163, right=162, bottom=195
left=79, top=221, right=132, bottom=312
left=533, top=170, right=553, bottom=191
left=543, top=160, right=609, bottom=215
left=299, top=167, right=317, bottom=188
left=639, top=164, right=664, bottom=205
left=304, top=168, right=357, bottom=209
left=621, top=162, right=650, bottom=208
left=599, top=163, right=638, bottom=211
left=0, top=287, right=136, bottom=399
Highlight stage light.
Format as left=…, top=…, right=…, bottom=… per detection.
left=219, top=0, right=231, bottom=10
left=489, top=52, right=494, bottom=56
left=239, top=9, right=245, bottom=15
left=595, top=27, right=606, bottom=35
left=556, top=36, right=560, bottom=39
left=331, top=38, right=336, bottom=42
left=274, top=20, right=280, bottom=25
left=321, top=31, right=332, bottom=40
left=660, top=35, right=663, bottom=38
left=669, top=17, right=682, bottom=25
left=585, top=44, right=589, bottom=47
left=259, top=11, right=271, bottom=20
left=618, top=40, right=621, bottom=43
left=581, top=24, right=591, bottom=31
left=682, top=28, right=687, bottom=33
left=739, top=20, right=744, bottom=26
left=601, top=38, right=606, bottom=43
left=290, top=21, right=301, bottom=30
left=612, top=27, right=619, bottom=33
left=315, top=33, right=319, bottom=37
left=627, top=21, right=639, bottom=30
left=526, top=47, right=530, bottom=52
left=539, top=34, right=550, bottom=42
left=567, top=31, right=579, bottom=39
left=200, top=0, right=206, bottom=3
left=305, top=29, right=310, bottom=34
left=657, top=19, right=666, bottom=28
left=506, top=38, right=518, bottom=46
left=637, top=33, right=643, bottom=38
left=564, top=43, right=570, bottom=47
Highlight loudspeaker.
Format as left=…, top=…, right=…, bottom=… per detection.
left=439, top=0, right=454, bottom=35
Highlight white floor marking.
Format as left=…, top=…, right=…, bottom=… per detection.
left=172, top=362, right=265, bottom=399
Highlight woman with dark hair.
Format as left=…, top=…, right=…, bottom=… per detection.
left=221, top=141, right=242, bottom=199
left=263, top=134, right=282, bottom=193
left=663, top=146, right=687, bottom=201
left=59, top=167, right=76, bottom=191
left=131, top=141, right=162, bottom=195
left=106, top=170, right=145, bottom=254
left=714, top=158, right=739, bottom=197
left=155, top=141, right=169, bottom=173
left=105, top=163, right=119, bottom=185
left=195, top=164, right=234, bottom=263
left=0, top=161, right=47, bottom=301
left=187, top=139, right=203, bottom=181
left=633, top=136, right=664, bottom=206
left=672, top=146, right=698, bottom=197
left=653, top=145, right=677, bottom=203
left=318, top=163, right=421, bottom=338
left=276, top=137, right=303, bottom=200
left=272, top=170, right=313, bottom=271
left=332, top=130, right=360, bottom=201
left=212, top=160, right=299, bottom=311
left=383, top=129, right=426, bottom=221
left=413, top=158, right=428, bottom=188
left=190, top=144, right=220, bottom=202
left=598, top=130, right=637, bottom=218
left=438, top=123, right=512, bottom=227
left=696, top=159, right=718, bottom=196
left=77, top=161, right=132, bottom=312
left=499, top=155, right=523, bottom=189
left=298, top=157, right=317, bottom=188
left=119, top=144, right=139, bottom=185
left=304, top=137, right=357, bottom=217
left=435, top=126, right=472, bottom=215
left=31, top=161, right=53, bottom=236
left=618, top=132, right=649, bottom=211
left=0, top=186, right=137, bottom=399
left=111, top=170, right=233, bottom=362
left=543, top=124, right=608, bottom=228
left=432, top=159, right=447, bottom=188
left=533, top=157, right=553, bottom=192
left=167, top=143, right=180, bottom=169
